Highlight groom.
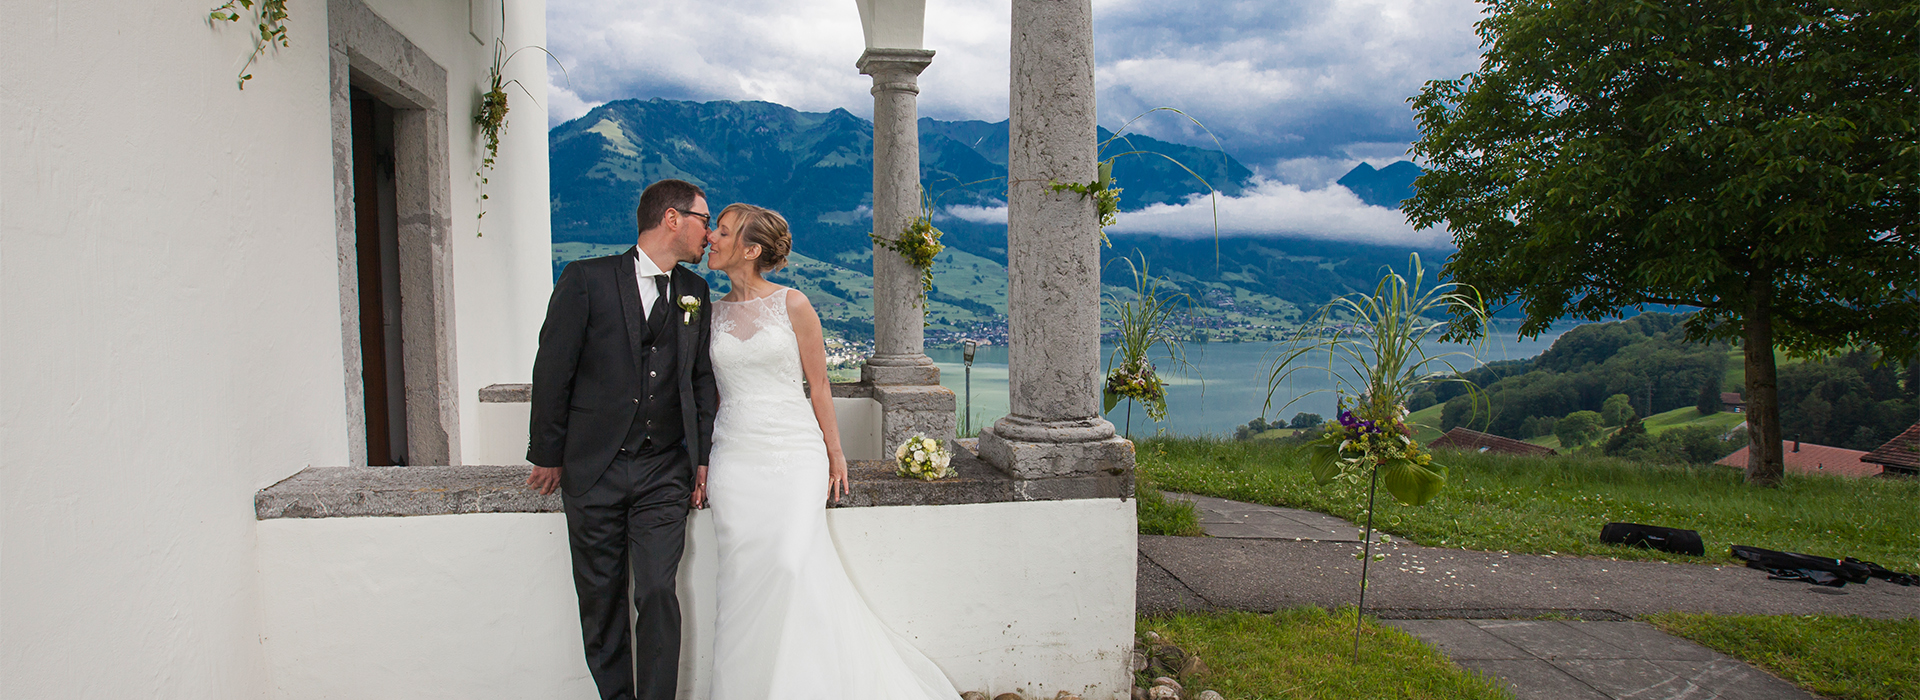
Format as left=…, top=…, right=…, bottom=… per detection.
left=526, top=178, right=718, bottom=700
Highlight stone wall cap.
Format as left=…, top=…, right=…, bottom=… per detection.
left=479, top=383, right=531, bottom=403
left=257, top=450, right=1133, bottom=520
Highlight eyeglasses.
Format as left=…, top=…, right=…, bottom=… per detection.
left=675, top=209, right=711, bottom=230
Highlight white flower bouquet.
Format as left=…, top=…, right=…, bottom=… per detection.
left=893, top=434, right=954, bottom=481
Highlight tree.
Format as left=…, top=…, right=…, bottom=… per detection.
left=1556, top=410, right=1605, bottom=449
left=1601, top=394, right=1636, bottom=426
left=1697, top=374, right=1723, bottom=416
left=1289, top=412, right=1325, bottom=429
left=1603, top=417, right=1648, bottom=456
left=1408, top=0, right=1920, bottom=486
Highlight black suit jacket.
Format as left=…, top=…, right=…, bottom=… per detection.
left=528, top=247, right=718, bottom=497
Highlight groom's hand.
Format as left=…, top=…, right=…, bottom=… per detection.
left=691, top=464, right=709, bottom=509
left=526, top=466, right=561, bottom=495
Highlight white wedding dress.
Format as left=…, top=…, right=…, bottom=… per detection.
left=706, top=288, right=958, bottom=700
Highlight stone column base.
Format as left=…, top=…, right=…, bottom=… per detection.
left=873, top=383, right=956, bottom=458
left=979, top=422, right=1135, bottom=480
left=862, top=353, right=940, bottom=386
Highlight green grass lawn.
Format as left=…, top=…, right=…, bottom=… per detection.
left=1409, top=403, right=1446, bottom=444
left=1140, top=608, right=1513, bottom=700
left=1137, top=476, right=1204, bottom=537
left=1138, top=438, right=1920, bottom=571
left=1641, top=406, right=1746, bottom=436
left=1646, top=613, right=1919, bottom=700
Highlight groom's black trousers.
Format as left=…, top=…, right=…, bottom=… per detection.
left=562, top=444, right=692, bottom=700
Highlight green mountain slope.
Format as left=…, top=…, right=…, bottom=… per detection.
left=549, top=98, right=1457, bottom=344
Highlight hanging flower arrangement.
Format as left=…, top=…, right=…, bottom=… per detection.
left=871, top=209, right=944, bottom=306
left=1103, top=355, right=1167, bottom=422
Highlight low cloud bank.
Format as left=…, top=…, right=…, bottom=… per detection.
left=1106, top=178, right=1452, bottom=248
left=942, top=204, right=1009, bottom=225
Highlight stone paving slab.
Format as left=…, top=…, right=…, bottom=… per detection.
left=1167, top=492, right=1380, bottom=542
left=1388, top=620, right=1815, bottom=700
left=1139, top=535, right=1920, bottom=619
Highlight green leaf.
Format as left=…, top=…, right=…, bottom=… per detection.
left=1097, top=160, right=1113, bottom=188
left=1305, top=442, right=1342, bottom=485
left=1102, top=388, right=1120, bottom=414
left=1381, top=459, right=1446, bottom=506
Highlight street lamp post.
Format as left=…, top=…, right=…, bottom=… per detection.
left=962, top=339, right=978, bottom=436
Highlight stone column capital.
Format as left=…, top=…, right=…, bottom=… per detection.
left=857, top=48, right=935, bottom=92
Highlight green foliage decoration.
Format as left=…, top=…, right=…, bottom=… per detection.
left=1049, top=160, right=1123, bottom=242
left=1405, top=0, right=1920, bottom=486
left=471, top=31, right=562, bottom=237
left=870, top=197, right=945, bottom=307
left=1051, top=107, right=1224, bottom=245
left=208, top=0, right=290, bottom=89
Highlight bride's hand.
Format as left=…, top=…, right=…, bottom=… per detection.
left=827, top=453, right=849, bottom=504
left=692, top=464, right=709, bottom=509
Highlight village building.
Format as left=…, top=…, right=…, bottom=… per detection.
left=1715, top=440, right=1881, bottom=478
left=1720, top=391, right=1746, bottom=413
left=1860, top=423, right=1920, bottom=477
left=4, top=0, right=1135, bottom=697
left=1428, top=427, right=1559, bottom=457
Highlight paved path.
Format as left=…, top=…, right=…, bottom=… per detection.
left=1143, top=493, right=1916, bottom=700
left=1386, top=620, right=1814, bottom=700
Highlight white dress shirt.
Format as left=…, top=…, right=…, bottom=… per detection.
left=635, top=246, right=670, bottom=319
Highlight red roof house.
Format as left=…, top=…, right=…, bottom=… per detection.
left=1715, top=440, right=1880, bottom=478
left=1861, top=423, right=1920, bottom=477
left=1429, top=427, right=1558, bottom=457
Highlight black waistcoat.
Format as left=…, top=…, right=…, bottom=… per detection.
left=623, top=292, right=685, bottom=454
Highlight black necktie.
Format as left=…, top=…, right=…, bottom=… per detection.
left=651, top=274, right=670, bottom=318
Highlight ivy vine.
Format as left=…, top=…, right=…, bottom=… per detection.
left=209, top=0, right=290, bottom=89
left=871, top=201, right=945, bottom=308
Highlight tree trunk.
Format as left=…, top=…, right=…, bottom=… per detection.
left=1743, top=276, right=1784, bottom=486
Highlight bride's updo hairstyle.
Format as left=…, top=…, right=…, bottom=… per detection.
left=719, top=203, right=791, bottom=272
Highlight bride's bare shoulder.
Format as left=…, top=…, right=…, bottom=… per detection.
left=782, top=287, right=820, bottom=322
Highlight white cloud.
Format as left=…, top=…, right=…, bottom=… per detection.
left=1107, top=178, right=1450, bottom=248
left=1090, top=0, right=1484, bottom=162
left=942, top=204, right=1008, bottom=224
left=545, top=0, right=1014, bottom=127
left=546, top=85, right=602, bottom=128
left=545, top=0, right=1484, bottom=162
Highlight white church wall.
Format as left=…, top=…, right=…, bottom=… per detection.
left=1, top=0, right=550, bottom=696
left=256, top=499, right=1137, bottom=699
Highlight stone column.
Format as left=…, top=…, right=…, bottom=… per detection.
left=979, top=0, right=1134, bottom=478
left=857, top=48, right=955, bottom=456
left=859, top=48, right=937, bottom=386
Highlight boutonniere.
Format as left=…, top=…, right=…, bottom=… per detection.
left=677, top=295, right=701, bottom=325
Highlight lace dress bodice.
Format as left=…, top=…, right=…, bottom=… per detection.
left=708, top=288, right=822, bottom=473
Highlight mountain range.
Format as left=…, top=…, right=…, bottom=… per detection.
left=549, top=98, right=1439, bottom=342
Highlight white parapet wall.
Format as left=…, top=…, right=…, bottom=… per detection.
left=257, top=497, right=1135, bottom=699
left=474, top=385, right=883, bottom=464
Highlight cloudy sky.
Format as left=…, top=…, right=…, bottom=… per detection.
left=544, top=0, right=1489, bottom=246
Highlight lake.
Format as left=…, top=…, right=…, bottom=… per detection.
left=927, top=328, right=1568, bottom=437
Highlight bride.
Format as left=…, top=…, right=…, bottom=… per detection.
left=695, top=202, right=959, bottom=699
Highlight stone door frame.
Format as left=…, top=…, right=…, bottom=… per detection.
left=328, top=0, right=461, bottom=466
